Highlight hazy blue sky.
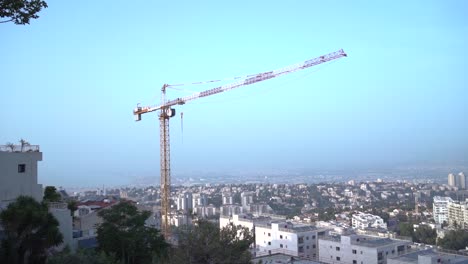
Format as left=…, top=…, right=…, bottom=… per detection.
left=1, top=1, right=467, bottom=187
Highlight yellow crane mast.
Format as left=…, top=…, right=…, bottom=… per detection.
left=134, top=49, right=347, bottom=238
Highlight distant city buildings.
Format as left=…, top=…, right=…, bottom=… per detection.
left=447, top=172, right=466, bottom=189
left=352, top=212, right=387, bottom=230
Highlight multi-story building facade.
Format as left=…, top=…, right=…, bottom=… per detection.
left=241, top=191, right=254, bottom=208
left=447, top=199, right=468, bottom=229
left=255, top=221, right=329, bottom=260
left=458, top=172, right=466, bottom=190
left=176, top=192, right=193, bottom=212
left=222, top=192, right=234, bottom=205
left=433, top=196, right=453, bottom=225
left=318, top=234, right=411, bottom=264
left=352, top=212, right=387, bottom=230
left=448, top=173, right=457, bottom=187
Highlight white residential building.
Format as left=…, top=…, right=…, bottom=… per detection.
left=222, top=192, right=234, bottom=205
left=177, top=192, right=193, bottom=212
left=255, top=221, right=329, bottom=260
left=432, top=196, right=453, bottom=225
left=241, top=191, right=255, bottom=208
left=447, top=199, right=468, bottom=229
left=388, top=248, right=468, bottom=264
left=352, top=212, right=387, bottom=230
left=318, top=234, right=411, bottom=264
left=448, top=173, right=457, bottom=187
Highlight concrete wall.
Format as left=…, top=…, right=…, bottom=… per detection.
left=50, top=205, right=74, bottom=251
left=0, top=151, right=43, bottom=203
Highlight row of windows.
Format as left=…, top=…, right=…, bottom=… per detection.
left=330, top=256, right=361, bottom=264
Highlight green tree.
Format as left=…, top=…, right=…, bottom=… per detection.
left=43, top=186, right=61, bottom=202
left=170, top=220, right=254, bottom=264
left=413, top=225, right=436, bottom=245
left=438, top=229, right=468, bottom=250
left=399, top=222, right=414, bottom=238
left=0, top=0, right=47, bottom=25
left=47, top=248, right=117, bottom=264
left=0, top=196, right=63, bottom=264
left=67, top=200, right=78, bottom=217
left=96, top=201, right=168, bottom=264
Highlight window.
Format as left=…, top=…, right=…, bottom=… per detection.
left=18, top=164, right=26, bottom=173
left=280, top=235, right=283, bottom=239
left=353, top=260, right=357, bottom=264
left=298, top=246, right=304, bottom=253
left=280, top=244, right=283, bottom=248
left=378, top=252, right=383, bottom=260
left=353, top=249, right=357, bottom=254
left=336, top=247, right=340, bottom=251
left=306, top=245, right=309, bottom=249
left=313, top=244, right=316, bottom=248
left=392, top=250, right=395, bottom=254
left=312, top=235, right=316, bottom=239
left=330, top=246, right=332, bottom=249
left=268, top=242, right=271, bottom=245
left=361, top=251, right=363, bottom=254
left=306, top=236, right=309, bottom=240
left=268, top=233, right=271, bottom=237
left=336, top=257, right=341, bottom=261
left=298, top=237, right=304, bottom=243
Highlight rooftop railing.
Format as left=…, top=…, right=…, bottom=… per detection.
left=0, top=145, right=40, bottom=152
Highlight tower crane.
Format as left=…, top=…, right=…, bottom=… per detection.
left=133, top=49, right=347, bottom=238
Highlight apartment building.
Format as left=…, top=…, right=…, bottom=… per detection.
left=255, top=221, right=329, bottom=260
left=318, top=234, right=411, bottom=264
left=352, top=212, right=387, bottom=230
left=432, top=196, right=453, bottom=225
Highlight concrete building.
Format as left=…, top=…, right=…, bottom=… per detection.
left=352, top=212, right=387, bottom=230
left=256, top=221, right=329, bottom=260
left=432, top=196, right=453, bottom=225
left=0, top=144, right=43, bottom=205
left=458, top=172, right=466, bottom=190
left=448, top=173, right=457, bottom=187
left=220, top=204, right=244, bottom=216
left=222, top=192, right=234, bottom=205
left=194, top=204, right=217, bottom=218
left=318, top=234, right=411, bottom=264
left=447, top=199, right=468, bottom=229
left=388, top=248, right=468, bottom=264
left=177, top=192, right=193, bottom=212
left=0, top=144, right=73, bottom=250
left=241, top=191, right=255, bottom=208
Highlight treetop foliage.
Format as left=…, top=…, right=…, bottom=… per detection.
left=0, top=0, right=48, bottom=25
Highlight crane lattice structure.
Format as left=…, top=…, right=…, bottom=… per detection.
left=134, top=49, right=347, bottom=238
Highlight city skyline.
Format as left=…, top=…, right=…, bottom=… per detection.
left=1, top=1, right=468, bottom=187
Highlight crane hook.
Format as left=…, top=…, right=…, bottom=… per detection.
left=181, top=112, right=184, bottom=144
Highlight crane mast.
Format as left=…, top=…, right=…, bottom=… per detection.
left=134, top=49, right=347, bottom=238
